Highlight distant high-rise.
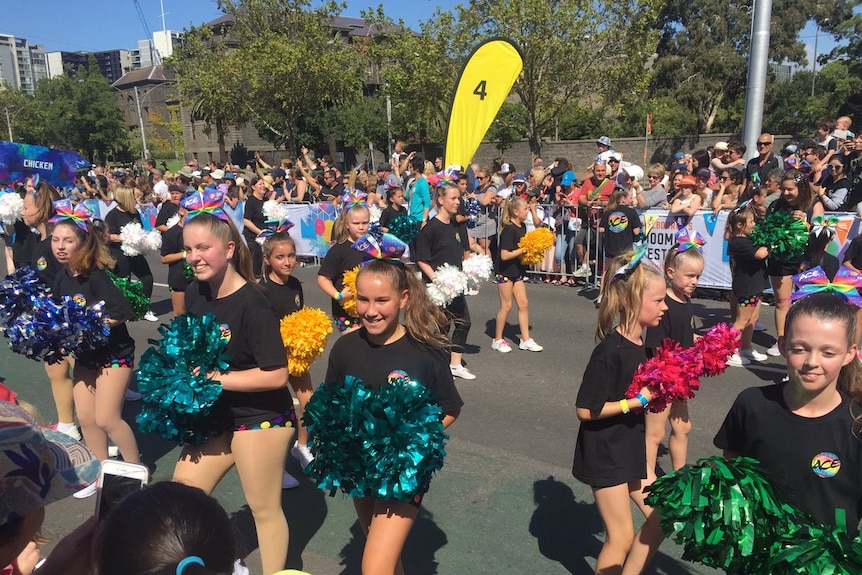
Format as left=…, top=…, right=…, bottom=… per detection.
left=132, top=31, right=182, bottom=69
left=46, top=50, right=133, bottom=85
left=0, top=33, right=48, bottom=94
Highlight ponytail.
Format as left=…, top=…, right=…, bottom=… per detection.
left=501, top=196, right=526, bottom=227
left=596, top=252, right=664, bottom=340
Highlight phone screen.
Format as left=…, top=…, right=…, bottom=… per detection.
left=97, top=473, right=145, bottom=520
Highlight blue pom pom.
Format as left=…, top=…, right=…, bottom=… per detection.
left=0, top=267, right=52, bottom=326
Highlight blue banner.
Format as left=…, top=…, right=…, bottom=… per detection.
left=0, top=140, right=88, bottom=188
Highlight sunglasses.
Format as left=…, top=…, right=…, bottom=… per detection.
left=756, top=141, right=772, bottom=147
left=829, top=164, right=842, bottom=171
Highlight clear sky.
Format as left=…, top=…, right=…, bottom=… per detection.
left=0, top=0, right=843, bottom=61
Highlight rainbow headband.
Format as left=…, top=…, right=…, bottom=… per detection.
left=181, top=187, right=229, bottom=223
left=48, top=199, right=93, bottom=232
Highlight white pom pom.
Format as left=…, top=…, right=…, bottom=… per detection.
left=368, top=204, right=382, bottom=223
left=262, top=200, right=288, bottom=222
left=0, top=192, right=24, bottom=225
left=165, top=213, right=180, bottom=229
left=120, top=222, right=162, bottom=256
left=430, top=264, right=469, bottom=306
left=426, top=283, right=450, bottom=307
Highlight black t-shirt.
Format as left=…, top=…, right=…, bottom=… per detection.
left=104, top=208, right=140, bottom=248
left=242, top=195, right=266, bottom=242
left=325, top=328, right=463, bottom=415
left=496, top=222, right=528, bottom=279
left=573, top=331, right=647, bottom=488
left=11, top=220, right=38, bottom=266
left=599, top=206, right=641, bottom=258
left=379, top=205, right=406, bottom=230
left=261, top=274, right=304, bottom=319
left=160, top=224, right=190, bottom=291
left=413, top=217, right=465, bottom=280
left=108, top=244, right=131, bottom=278
left=30, top=237, right=63, bottom=287
left=53, top=267, right=135, bottom=363
left=645, top=294, right=694, bottom=352
left=318, top=241, right=366, bottom=318
left=715, top=384, right=862, bottom=533
left=185, top=281, right=291, bottom=420
left=844, top=236, right=862, bottom=271
left=728, top=236, right=769, bottom=297
left=154, top=201, right=179, bottom=229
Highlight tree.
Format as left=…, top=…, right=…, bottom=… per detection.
left=442, top=0, right=663, bottom=156
left=147, top=104, right=185, bottom=159
left=0, top=85, right=43, bottom=144
left=486, top=101, right=528, bottom=154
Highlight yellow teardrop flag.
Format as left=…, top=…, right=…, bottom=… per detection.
left=445, top=39, right=523, bottom=169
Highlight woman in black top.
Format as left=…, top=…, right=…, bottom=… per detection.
left=242, top=176, right=269, bottom=278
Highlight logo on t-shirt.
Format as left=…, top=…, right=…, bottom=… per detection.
left=607, top=211, right=630, bottom=233
left=811, top=451, right=841, bottom=478
left=387, top=369, right=410, bottom=385
left=36, top=256, right=47, bottom=271
left=295, top=294, right=301, bottom=308
left=72, top=294, right=87, bottom=307
left=218, top=324, right=232, bottom=343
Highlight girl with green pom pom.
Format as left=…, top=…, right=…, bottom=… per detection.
left=573, top=251, right=667, bottom=575
left=765, top=170, right=823, bottom=357
left=378, top=184, right=406, bottom=234
left=715, top=292, right=862, bottom=536
left=318, top=257, right=462, bottom=575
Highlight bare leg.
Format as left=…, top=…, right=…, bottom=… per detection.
left=771, top=275, right=792, bottom=338
left=494, top=281, right=514, bottom=341
left=173, top=432, right=235, bottom=494
left=72, top=368, right=103, bottom=459
left=644, top=406, right=671, bottom=483
left=45, top=358, right=75, bottom=424
left=92, top=367, right=139, bottom=463
left=170, top=291, right=186, bottom=316
left=621, top=480, right=665, bottom=575
left=667, top=400, right=691, bottom=470
left=512, top=280, right=531, bottom=342
left=288, top=372, right=313, bottom=446
left=593, top=483, right=635, bottom=575
left=354, top=497, right=418, bottom=575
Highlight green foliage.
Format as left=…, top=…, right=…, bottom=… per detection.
left=486, top=102, right=528, bottom=153
left=613, top=96, right=697, bottom=138
left=0, top=85, right=43, bottom=144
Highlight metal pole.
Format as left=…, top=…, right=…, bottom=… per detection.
left=133, top=86, right=149, bottom=159
left=4, top=107, right=12, bottom=142
left=810, top=24, right=819, bottom=97
left=386, top=92, right=392, bottom=160
left=742, top=0, right=772, bottom=161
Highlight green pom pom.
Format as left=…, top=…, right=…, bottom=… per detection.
left=387, top=214, right=419, bottom=244
left=644, top=456, right=809, bottom=572
left=771, top=511, right=862, bottom=574
left=106, top=271, right=150, bottom=321
left=749, top=211, right=808, bottom=261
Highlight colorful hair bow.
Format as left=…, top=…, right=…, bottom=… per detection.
left=675, top=228, right=706, bottom=252
left=341, top=189, right=367, bottom=212
left=810, top=214, right=840, bottom=238
left=181, top=187, right=229, bottom=223
left=352, top=231, right=407, bottom=263
left=433, top=171, right=456, bottom=189
left=733, top=199, right=752, bottom=213
left=256, top=218, right=294, bottom=242
left=790, top=266, right=862, bottom=308
left=611, top=242, right=648, bottom=283
left=48, top=199, right=93, bottom=232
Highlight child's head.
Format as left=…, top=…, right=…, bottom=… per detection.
left=664, top=247, right=704, bottom=298
left=501, top=196, right=527, bottom=226
left=21, top=183, right=60, bottom=227
left=434, top=185, right=461, bottom=216
left=97, top=482, right=235, bottom=575
left=113, top=186, right=137, bottom=213
left=262, top=233, right=297, bottom=281
left=780, top=170, right=814, bottom=208
left=355, top=260, right=448, bottom=347
left=386, top=185, right=404, bottom=207
left=51, top=219, right=114, bottom=275
left=183, top=213, right=254, bottom=283
left=605, top=187, right=626, bottom=211
left=726, top=207, right=755, bottom=238
left=781, top=293, right=858, bottom=399
left=596, top=252, right=667, bottom=340
left=334, top=204, right=370, bottom=243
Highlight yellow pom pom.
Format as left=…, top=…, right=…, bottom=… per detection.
left=518, top=227, right=555, bottom=265
left=280, top=307, right=334, bottom=376
left=340, top=265, right=360, bottom=318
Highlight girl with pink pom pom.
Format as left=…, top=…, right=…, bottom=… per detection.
left=573, top=251, right=666, bottom=575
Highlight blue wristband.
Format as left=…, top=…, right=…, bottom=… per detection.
left=635, top=393, right=648, bottom=408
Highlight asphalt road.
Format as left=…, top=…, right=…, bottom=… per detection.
left=0, top=254, right=786, bottom=575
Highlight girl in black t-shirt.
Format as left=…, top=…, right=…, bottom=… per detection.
left=492, top=197, right=543, bottom=354
left=159, top=204, right=190, bottom=316
left=323, top=258, right=462, bottom=575
left=176, top=210, right=292, bottom=575
left=573, top=252, right=666, bottom=574
left=378, top=184, right=406, bottom=232
left=318, top=203, right=370, bottom=333
left=644, top=241, right=704, bottom=484
left=50, top=206, right=141, bottom=472
left=260, top=228, right=315, bottom=482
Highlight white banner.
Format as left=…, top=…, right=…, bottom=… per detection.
left=641, top=210, right=862, bottom=289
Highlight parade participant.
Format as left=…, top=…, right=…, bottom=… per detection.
left=260, top=225, right=313, bottom=488
left=50, top=201, right=141, bottom=489
left=414, top=185, right=475, bottom=380
left=766, top=170, right=823, bottom=356
left=317, top=204, right=369, bottom=333
left=573, top=251, right=666, bottom=575
left=491, top=197, right=543, bottom=353
left=715, top=293, right=862, bottom=533
left=379, top=184, right=406, bottom=233
left=644, top=235, right=704, bottom=477
left=241, top=176, right=269, bottom=278
left=174, top=196, right=293, bottom=575
left=19, top=183, right=78, bottom=439
left=323, top=257, right=462, bottom=575
left=159, top=203, right=191, bottom=316
left=104, top=186, right=157, bottom=322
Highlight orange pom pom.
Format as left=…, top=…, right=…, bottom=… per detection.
left=341, top=265, right=360, bottom=318
left=280, top=307, right=334, bottom=376
left=518, top=228, right=554, bottom=265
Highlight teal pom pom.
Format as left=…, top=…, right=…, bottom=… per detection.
left=135, top=313, right=229, bottom=444
left=644, top=456, right=809, bottom=572
left=750, top=211, right=808, bottom=261
left=387, top=214, right=419, bottom=244
left=304, top=374, right=448, bottom=501
left=106, top=271, right=150, bottom=321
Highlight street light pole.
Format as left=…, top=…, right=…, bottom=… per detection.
left=4, top=107, right=12, bottom=142
left=133, top=86, right=149, bottom=159
left=811, top=18, right=829, bottom=97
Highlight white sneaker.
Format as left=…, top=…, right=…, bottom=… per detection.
left=290, top=442, right=314, bottom=470
left=124, top=389, right=143, bottom=401
left=491, top=339, right=512, bottom=353
left=282, top=471, right=299, bottom=489
left=143, top=311, right=159, bottom=322
left=108, top=445, right=120, bottom=458
left=232, top=560, right=250, bottom=575
left=740, top=348, right=768, bottom=362
left=572, top=264, right=590, bottom=278
left=73, top=482, right=97, bottom=499
left=754, top=321, right=767, bottom=332
left=767, top=343, right=782, bottom=356
left=727, top=353, right=751, bottom=367
left=450, top=365, right=477, bottom=380
left=53, top=422, right=81, bottom=441
left=519, top=338, right=544, bottom=352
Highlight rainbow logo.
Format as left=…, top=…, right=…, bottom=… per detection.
left=811, top=452, right=841, bottom=478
